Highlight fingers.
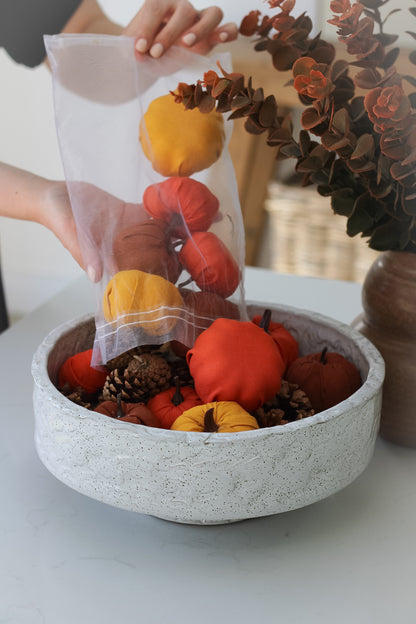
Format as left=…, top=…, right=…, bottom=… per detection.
left=124, top=0, right=235, bottom=59
left=189, top=21, right=239, bottom=55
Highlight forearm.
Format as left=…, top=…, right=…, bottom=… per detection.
left=0, top=163, right=51, bottom=224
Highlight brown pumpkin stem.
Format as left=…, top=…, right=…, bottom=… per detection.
left=171, top=239, right=186, bottom=249
left=171, top=376, right=184, bottom=407
left=116, top=392, right=125, bottom=419
left=178, top=276, right=193, bottom=289
left=320, top=347, right=329, bottom=365
left=259, top=309, right=272, bottom=333
left=204, top=407, right=219, bottom=433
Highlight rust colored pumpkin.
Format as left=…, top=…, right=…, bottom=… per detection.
left=171, top=401, right=259, bottom=433
left=181, top=289, right=240, bottom=324
left=286, top=347, right=362, bottom=413
left=142, top=177, right=219, bottom=237
left=186, top=318, right=285, bottom=411
left=94, top=398, right=161, bottom=427
left=147, top=377, right=203, bottom=429
left=112, top=219, right=181, bottom=283
left=252, top=310, right=298, bottom=370
left=58, top=348, right=108, bottom=394
left=103, top=270, right=183, bottom=336
left=179, top=232, right=240, bottom=298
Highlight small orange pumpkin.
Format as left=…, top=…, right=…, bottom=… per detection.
left=147, top=377, right=203, bottom=428
left=58, top=348, right=108, bottom=394
left=171, top=401, right=259, bottom=433
left=179, top=232, right=240, bottom=298
left=252, top=310, right=299, bottom=370
left=142, top=177, right=219, bottom=237
left=103, top=270, right=183, bottom=336
left=94, top=397, right=161, bottom=427
left=286, top=347, right=362, bottom=413
left=186, top=318, right=285, bottom=411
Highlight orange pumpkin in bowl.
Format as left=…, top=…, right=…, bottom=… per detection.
left=186, top=318, right=285, bottom=411
left=147, top=378, right=203, bottom=429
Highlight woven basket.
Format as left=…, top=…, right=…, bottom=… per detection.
left=258, top=182, right=379, bottom=283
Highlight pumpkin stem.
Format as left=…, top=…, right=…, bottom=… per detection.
left=171, top=376, right=184, bottom=406
left=116, top=392, right=125, bottom=419
left=259, top=308, right=272, bottom=333
left=171, top=239, right=185, bottom=249
left=178, top=276, right=193, bottom=289
left=204, top=407, right=219, bottom=433
left=320, top=347, right=328, bottom=365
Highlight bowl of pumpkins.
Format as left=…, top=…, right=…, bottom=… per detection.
left=32, top=301, right=384, bottom=525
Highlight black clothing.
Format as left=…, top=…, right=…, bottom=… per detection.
left=0, top=0, right=82, bottom=67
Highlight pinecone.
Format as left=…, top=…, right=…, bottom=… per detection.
left=253, top=379, right=315, bottom=428
left=102, top=353, right=172, bottom=403
left=60, top=383, right=97, bottom=410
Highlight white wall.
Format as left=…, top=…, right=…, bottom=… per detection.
left=0, top=0, right=410, bottom=319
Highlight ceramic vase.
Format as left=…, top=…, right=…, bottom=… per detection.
left=353, top=250, right=416, bottom=447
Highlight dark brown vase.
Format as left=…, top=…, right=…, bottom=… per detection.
left=353, top=251, right=416, bottom=447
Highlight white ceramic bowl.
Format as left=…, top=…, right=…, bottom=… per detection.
left=32, top=303, right=384, bottom=524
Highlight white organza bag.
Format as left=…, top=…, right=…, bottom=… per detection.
left=45, top=34, right=247, bottom=364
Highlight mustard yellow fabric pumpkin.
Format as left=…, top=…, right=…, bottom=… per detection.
left=103, top=269, right=183, bottom=336
left=139, top=94, right=225, bottom=177
left=171, top=401, right=259, bottom=433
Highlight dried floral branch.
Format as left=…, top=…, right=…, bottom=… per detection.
left=172, top=0, right=416, bottom=252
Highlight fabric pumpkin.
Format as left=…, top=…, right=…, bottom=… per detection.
left=142, top=177, right=219, bottom=237
left=171, top=289, right=241, bottom=356
left=186, top=318, right=285, bottom=411
left=181, top=289, right=240, bottom=324
left=139, top=93, right=225, bottom=177
left=112, top=219, right=181, bottom=283
left=58, top=348, right=107, bottom=394
left=252, top=310, right=299, bottom=369
left=171, top=401, right=259, bottom=433
left=94, top=399, right=161, bottom=427
left=147, top=379, right=203, bottom=429
left=103, top=269, right=183, bottom=336
left=179, top=232, right=240, bottom=298
left=286, top=347, right=362, bottom=413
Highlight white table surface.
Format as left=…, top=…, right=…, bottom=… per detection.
left=1, top=266, right=415, bottom=624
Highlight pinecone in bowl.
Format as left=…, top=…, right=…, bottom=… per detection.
left=102, top=353, right=172, bottom=403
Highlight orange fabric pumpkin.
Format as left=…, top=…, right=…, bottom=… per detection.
left=147, top=378, right=203, bottom=428
left=139, top=93, right=225, bottom=177
left=112, top=219, right=181, bottom=283
left=103, top=270, right=183, bottom=336
left=252, top=310, right=298, bottom=369
left=286, top=347, right=362, bottom=413
left=142, top=177, right=219, bottom=237
left=186, top=318, right=285, bottom=411
left=179, top=232, right=240, bottom=298
left=94, top=399, right=161, bottom=427
left=58, top=348, right=107, bottom=394
left=171, top=401, right=259, bottom=433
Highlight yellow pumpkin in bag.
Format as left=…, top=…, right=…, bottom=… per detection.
left=139, top=94, right=225, bottom=177
left=103, top=269, right=183, bottom=336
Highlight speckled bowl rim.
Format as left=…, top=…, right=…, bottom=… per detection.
left=32, top=300, right=385, bottom=444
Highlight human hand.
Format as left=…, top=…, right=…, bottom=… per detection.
left=43, top=181, right=144, bottom=283
left=123, top=0, right=238, bottom=58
